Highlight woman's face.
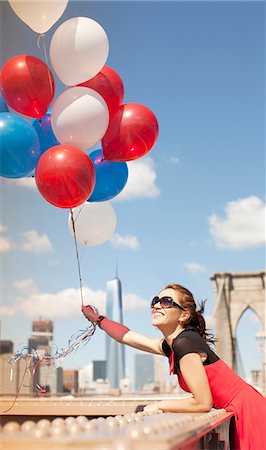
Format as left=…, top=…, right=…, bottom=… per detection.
left=151, top=288, right=184, bottom=329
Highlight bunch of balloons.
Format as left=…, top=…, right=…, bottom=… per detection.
left=0, top=2, right=159, bottom=246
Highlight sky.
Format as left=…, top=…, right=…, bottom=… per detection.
left=0, top=1, right=265, bottom=385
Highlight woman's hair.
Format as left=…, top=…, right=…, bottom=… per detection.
left=165, top=283, right=216, bottom=344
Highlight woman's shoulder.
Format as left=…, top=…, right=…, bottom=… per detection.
left=173, top=327, right=213, bottom=351
left=175, top=326, right=202, bottom=340
left=172, top=327, right=219, bottom=363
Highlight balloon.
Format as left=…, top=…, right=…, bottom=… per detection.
left=68, top=202, right=116, bottom=246
left=102, top=103, right=159, bottom=162
left=35, top=145, right=96, bottom=209
left=8, top=0, right=69, bottom=34
left=78, top=66, right=124, bottom=117
left=51, top=87, right=109, bottom=151
left=88, top=149, right=128, bottom=202
left=50, top=17, right=109, bottom=86
left=0, top=96, right=9, bottom=112
left=32, top=111, right=59, bottom=155
left=0, top=113, right=40, bottom=178
left=0, top=55, right=54, bottom=118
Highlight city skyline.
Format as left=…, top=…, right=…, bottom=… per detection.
left=0, top=1, right=265, bottom=385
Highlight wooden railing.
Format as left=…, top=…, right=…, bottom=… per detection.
left=1, top=396, right=234, bottom=450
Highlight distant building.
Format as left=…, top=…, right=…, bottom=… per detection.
left=154, top=354, right=167, bottom=392
left=93, top=360, right=107, bottom=381
left=28, top=319, right=63, bottom=394
left=134, top=353, right=155, bottom=391
left=106, top=274, right=125, bottom=388
left=28, top=319, right=53, bottom=354
left=63, top=369, right=79, bottom=393
left=0, top=340, right=31, bottom=395
left=0, top=340, right=13, bottom=354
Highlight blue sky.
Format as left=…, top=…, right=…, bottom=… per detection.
left=0, top=1, right=265, bottom=384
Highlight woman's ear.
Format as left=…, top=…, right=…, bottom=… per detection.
left=179, top=311, right=190, bottom=325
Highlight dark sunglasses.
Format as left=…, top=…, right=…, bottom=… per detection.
left=151, top=296, right=186, bottom=311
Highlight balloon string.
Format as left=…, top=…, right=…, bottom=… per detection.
left=70, top=208, right=84, bottom=305
left=2, top=358, right=30, bottom=413
left=37, top=33, right=54, bottom=101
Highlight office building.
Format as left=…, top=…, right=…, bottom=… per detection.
left=28, top=319, right=63, bottom=394
left=63, top=369, right=79, bottom=393
left=0, top=339, right=31, bottom=395
left=106, top=274, right=125, bottom=388
left=0, top=340, right=13, bottom=354
left=134, top=353, right=155, bottom=391
left=28, top=319, right=53, bottom=354
left=93, top=360, right=107, bottom=381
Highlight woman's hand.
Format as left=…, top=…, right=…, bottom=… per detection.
left=143, top=403, right=163, bottom=413
left=81, top=305, right=99, bottom=323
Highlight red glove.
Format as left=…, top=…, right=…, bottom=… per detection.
left=81, top=305, right=99, bottom=323
left=82, top=304, right=130, bottom=343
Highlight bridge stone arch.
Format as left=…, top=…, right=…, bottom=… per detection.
left=210, top=271, right=265, bottom=379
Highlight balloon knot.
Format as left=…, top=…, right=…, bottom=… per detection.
left=37, top=33, right=45, bottom=49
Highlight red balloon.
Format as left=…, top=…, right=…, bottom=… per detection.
left=35, top=145, right=96, bottom=209
left=78, top=65, right=124, bottom=117
left=102, top=103, right=159, bottom=162
left=0, top=55, right=54, bottom=118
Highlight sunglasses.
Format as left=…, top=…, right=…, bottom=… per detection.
left=151, top=296, right=186, bottom=311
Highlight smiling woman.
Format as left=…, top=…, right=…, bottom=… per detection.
left=82, top=283, right=266, bottom=450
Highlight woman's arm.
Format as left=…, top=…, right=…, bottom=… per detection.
left=82, top=305, right=165, bottom=355
left=122, top=329, right=165, bottom=355
left=145, top=353, right=213, bottom=413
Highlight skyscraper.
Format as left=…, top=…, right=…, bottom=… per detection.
left=134, top=353, right=155, bottom=391
left=105, top=274, right=125, bottom=388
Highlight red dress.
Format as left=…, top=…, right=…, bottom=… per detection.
left=163, top=328, right=266, bottom=450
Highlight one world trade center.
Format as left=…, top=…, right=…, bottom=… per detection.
left=105, top=273, right=126, bottom=388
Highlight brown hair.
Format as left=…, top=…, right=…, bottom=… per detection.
left=165, top=283, right=216, bottom=343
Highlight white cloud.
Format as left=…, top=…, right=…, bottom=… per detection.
left=19, top=230, right=53, bottom=254
left=123, top=293, right=149, bottom=310
left=113, top=157, right=160, bottom=201
left=185, top=263, right=208, bottom=274
left=1, top=282, right=148, bottom=319
left=0, top=224, right=13, bottom=252
left=169, top=156, right=180, bottom=165
left=13, top=286, right=104, bottom=319
left=0, top=236, right=13, bottom=252
left=0, top=305, right=16, bottom=317
left=13, top=278, right=38, bottom=294
left=4, top=177, right=37, bottom=190
left=209, top=196, right=266, bottom=250
left=110, top=233, right=140, bottom=250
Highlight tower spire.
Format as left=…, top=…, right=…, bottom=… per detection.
left=115, top=260, right=118, bottom=278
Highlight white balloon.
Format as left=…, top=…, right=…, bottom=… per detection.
left=68, top=202, right=116, bottom=246
left=8, top=0, right=68, bottom=34
left=51, top=87, right=109, bottom=151
left=50, top=16, right=109, bottom=86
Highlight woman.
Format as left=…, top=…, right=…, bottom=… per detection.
left=82, top=283, right=266, bottom=450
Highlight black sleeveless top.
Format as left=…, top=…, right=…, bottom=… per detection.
left=162, top=326, right=219, bottom=374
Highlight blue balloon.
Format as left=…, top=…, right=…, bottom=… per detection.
left=32, top=111, right=59, bottom=155
left=0, top=96, right=9, bottom=113
left=88, top=149, right=128, bottom=202
left=0, top=113, right=41, bottom=178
